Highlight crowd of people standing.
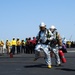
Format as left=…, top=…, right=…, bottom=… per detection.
left=0, top=37, right=36, bottom=55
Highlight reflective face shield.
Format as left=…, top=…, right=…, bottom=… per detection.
left=50, top=28, right=55, bottom=33
left=50, top=28, right=56, bottom=33
left=40, top=26, right=46, bottom=31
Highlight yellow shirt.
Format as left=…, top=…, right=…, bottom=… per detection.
left=0, top=41, right=4, bottom=47
left=21, top=41, right=25, bottom=46
left=11, top=40, right=16, bottom=46
left=16, top=40, right=21, bottom=46
left=6, top=41, right=11, bottom=46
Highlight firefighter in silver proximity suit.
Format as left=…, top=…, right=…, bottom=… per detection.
left=48, top=25, right=62, bottom=66
left=34, top=22, right=52, bottom=69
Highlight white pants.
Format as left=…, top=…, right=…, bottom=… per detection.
left=0, top=47, right=3, bottom=54
left=35, top=44, right=51, bottom=65
left=50, top=46, right=61, bottom=64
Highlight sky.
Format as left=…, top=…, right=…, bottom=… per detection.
left=0, top=0, right=75, bottom=41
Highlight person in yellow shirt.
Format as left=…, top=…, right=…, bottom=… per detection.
left=0, top=40, right=4, bottom=55
left=16, top=38, right=21, bottom=54
left=6, top=40, right=11, bottom=54
left=11, top=38, right=16, bottom=55
left=66, top=41, right=71, bottom=48
left=21, top=40, right=26, bottom=53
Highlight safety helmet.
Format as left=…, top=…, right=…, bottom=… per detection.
left=50, top=25, right=56, bottom=30
left=39, top=22, right=46, bottom=27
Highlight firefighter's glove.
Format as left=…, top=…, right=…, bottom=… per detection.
left=59, top=46, right=62, bottom=50
left=47, top=37, right=54, bottom=41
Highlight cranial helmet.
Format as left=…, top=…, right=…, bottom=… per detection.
left=39, top=22, right=46, bottom=27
